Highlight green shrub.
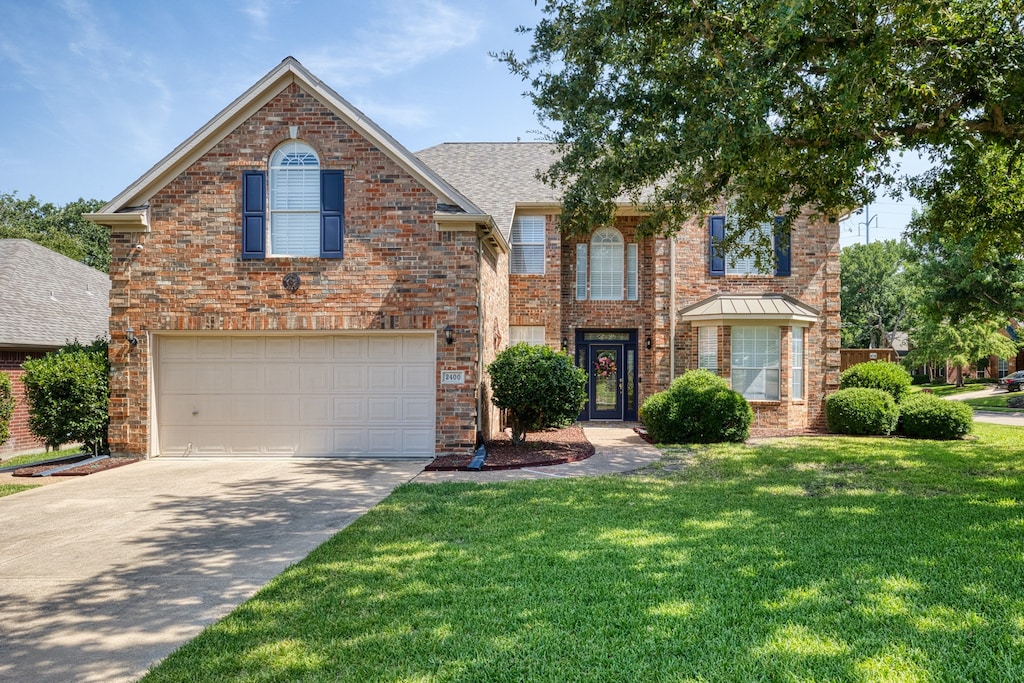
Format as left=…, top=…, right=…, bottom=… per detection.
left=639, top=369, right=753, bottom=444
left=0, top=371, right=13, bottom=447
left=897, top=394, right=973, bottom=439
left=840, top=361, right=913, bottom=403
left=1008, top=395, right=1024, bottom=409
left=910, top=373, right=931, bottom=386
left=488, top=343, right=588, bottom=445
left=825, top=387, right=898, bottom=436
left=21, top=339, right=109, bottom=452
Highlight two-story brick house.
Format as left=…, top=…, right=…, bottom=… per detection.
left=87, top=57, right=839, bottom=460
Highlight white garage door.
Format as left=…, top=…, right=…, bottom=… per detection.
left=156, top=334, right=436, bottom=457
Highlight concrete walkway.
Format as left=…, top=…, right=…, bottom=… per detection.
left=0, top=457, right=428, bottom=683
left=412, top=423, right=662, bottom=484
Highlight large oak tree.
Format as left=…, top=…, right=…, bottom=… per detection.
left=502, top=1, right=1024, bottom=257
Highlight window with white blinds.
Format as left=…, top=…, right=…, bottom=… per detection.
left=698, top=326, right=718, bottom=374
left=576, top=244, right=588, bottom=300
left=590, top=227, right=624, bottom=300
left=626, top=243, right=638, bottom=300
left=791, top=326, right=804, bottom=400
left=510, top=326, right=547, bottom=346
left=269, top=141, right=320, bottom=256
left=726, top=220, right=773, bottom=275
left=731, top=326, right=781, bottom=400
left=511, top=216, right=545, bottom=274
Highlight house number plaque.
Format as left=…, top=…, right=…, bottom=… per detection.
left=441, top=370, right=465, bottom=385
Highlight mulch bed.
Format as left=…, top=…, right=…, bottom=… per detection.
left=11, top=457, right=140, bottom=477
left=426, top=425, right=595, bottom=471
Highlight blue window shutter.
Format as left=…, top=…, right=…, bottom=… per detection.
left=774, top=217, right=791, bottom=276
left=320, top=170, right=344, bottom=259
left=241, top=171, right=266, bottom=259
left=709, top=216, right=726, bottom=276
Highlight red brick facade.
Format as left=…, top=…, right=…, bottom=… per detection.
left=508, top=212, right=841, bottom=434
left=105, top=82, right=496, bottom=457
left=0, top=350, right=47, bottom=456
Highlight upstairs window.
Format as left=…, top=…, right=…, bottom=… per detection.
left=511, top=216, right=546, bottom=274
left=270, top=142, right=321, bottom=256
left=709, top=216, right=791, bottom=277
left=575, top=227, right=639, bottom=301
left=241, top=141, right=344, bottom=260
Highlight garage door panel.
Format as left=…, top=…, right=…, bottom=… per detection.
left=367, top=365, right=399, bottom=390
left=333, top=397, right=366, bottom=421
left=403, top=335, right=435, bottom=361
left=157, top=333, right=436, bottom=457
left=367, top=336, right=399, bottom=360
left=230, top=365, right=265, bottom=394
left=299, top=366, right=332, bottom=393
left=196, top=337, right=231, bottom=360
left=230, top=337, right=263, bottom=359
left=403, top=366, right=433, bottom=390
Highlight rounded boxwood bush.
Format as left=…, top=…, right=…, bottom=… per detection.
left=840, top=361, right=913, bottom=403
left=897, top=394, right=973, bottom=440
left=825, top=387, right=899, bottom=436
left=639, top=369, right=753, bottom=444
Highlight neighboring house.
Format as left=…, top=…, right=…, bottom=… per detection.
left=0, top=239, right=111, bottom=456
left=87, top=57, right=840, bottom=460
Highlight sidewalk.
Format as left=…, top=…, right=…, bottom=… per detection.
left=411, top=423, right=662, bottom=483
left=944, top=386, right=1024, bottom=426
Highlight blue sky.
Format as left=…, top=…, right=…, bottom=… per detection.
left=0, top=0, right=916, bottom=246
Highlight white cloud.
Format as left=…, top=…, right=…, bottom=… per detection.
left=302, top=0, right=483, bottom=87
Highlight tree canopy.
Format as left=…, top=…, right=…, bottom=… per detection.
left=840, top=240, right=919, bottom=349
left=502, top=1, right=1024, bottom=246
left=0, top=193, right=108, bottom=272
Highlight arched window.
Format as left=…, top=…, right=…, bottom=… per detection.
left=270, top=141, right=320, bottom=256
left=590, top=227, right=625, bottom=300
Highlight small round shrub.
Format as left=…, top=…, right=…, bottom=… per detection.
left=1008, top=395, right=1024, bottom=409
left=840, top=361, right=913, bottom=403
left=825, top=387, right=898, bottom=436
left=0, top=371, right=13, bottom=447
left=910, top=373, right=931, bottom=386
left=897, top=394, right=973, bottom=439
left=639, top=369, right=753, bottom=444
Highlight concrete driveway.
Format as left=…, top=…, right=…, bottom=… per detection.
left=0, top=456, right=428, bottom=683
left=946, top=386, right=1024, bottom=426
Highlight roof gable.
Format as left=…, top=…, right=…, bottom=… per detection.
left=96, top=57, right=484, bottom=218
left=0, top=240, right=111, bottom=348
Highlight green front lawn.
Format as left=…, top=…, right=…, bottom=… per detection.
left=965, top=393, right=1023, bottom=412
left=909, top=383, right=986, bottom=397
left=144, top=423, right=1024, bottom=682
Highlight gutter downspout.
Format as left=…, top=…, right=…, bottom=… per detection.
left=476, top=238, right=484, bottom=440
left=669, top=236, right=677, bottom=380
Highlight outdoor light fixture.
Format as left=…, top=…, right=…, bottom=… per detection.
left=561, top=337, right=569, bottom=351
left=444, top=324, right=455, bottom=345
left=125, top=326, right=139, bottom=347
left=645, top=336, right=652, bottom=350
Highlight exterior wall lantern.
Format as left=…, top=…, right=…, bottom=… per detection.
left=645, top=336, right=652, bottom=350
left=561, top=337, right=569, bottom=351
left=444, top=324, right=455, bottom=345
left=126, top=326, right=139, bottom=347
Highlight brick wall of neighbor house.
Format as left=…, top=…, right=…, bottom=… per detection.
left=108, top=83, right=483, bottom=457
left=0, top=350, right=47, bottom=456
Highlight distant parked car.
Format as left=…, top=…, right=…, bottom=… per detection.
left=999, top=370, right=1024, bottom=392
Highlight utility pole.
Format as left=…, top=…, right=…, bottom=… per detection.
left=858, top=205, right=879, bottom=244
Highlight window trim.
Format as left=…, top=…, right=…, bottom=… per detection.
left=269, top=141, right=321, bottom=257
left=791, top=326, right=805, bottom=401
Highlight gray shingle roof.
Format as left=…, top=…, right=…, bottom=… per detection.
left=0, top=239, right=111, bottom=349
left=416, top=142, right=562, bottom=240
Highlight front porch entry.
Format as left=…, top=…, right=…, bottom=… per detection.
left=575, top=329, right=639, bottom=421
